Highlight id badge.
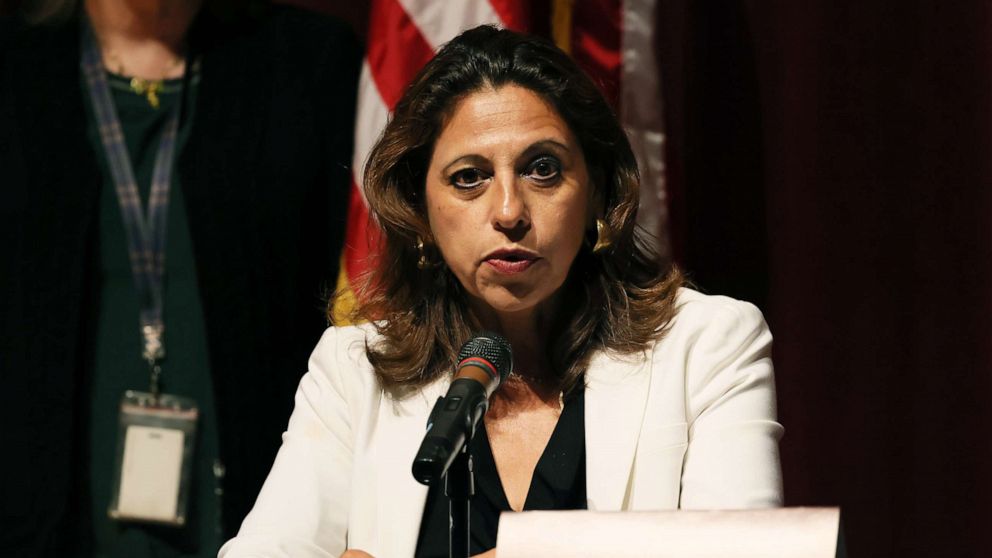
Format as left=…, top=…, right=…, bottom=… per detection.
left=108, top=390, right=198, bottom=526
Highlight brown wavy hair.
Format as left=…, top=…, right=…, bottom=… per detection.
left=334, top=25, right=683, bottom=396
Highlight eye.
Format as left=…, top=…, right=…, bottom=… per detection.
left=449, top=168, right=491, bottom=190
left=524, top=156, right=561, bottom=184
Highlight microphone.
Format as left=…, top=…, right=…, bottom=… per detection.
left=412, top=332, right=512, bottom=485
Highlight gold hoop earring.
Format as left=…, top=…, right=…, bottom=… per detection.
left=416, top=237, right=430, bottom=269
left=592, top=219, right=613, bottom=255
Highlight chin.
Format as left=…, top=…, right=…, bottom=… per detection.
left=483, top=299, right=534, bottom=315
left=477, top=286, right=551, bottom=315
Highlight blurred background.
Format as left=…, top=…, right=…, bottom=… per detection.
left=3, top=1, right=989, bottom=556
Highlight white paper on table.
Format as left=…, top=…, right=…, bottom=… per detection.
left=497, top=507, right=840, bottom=558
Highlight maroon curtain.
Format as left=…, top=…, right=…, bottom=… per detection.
left=658, top=2, right=992, bottom=556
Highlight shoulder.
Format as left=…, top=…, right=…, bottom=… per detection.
left=193, top=6, right=360, bottom=121
left=195, top=6, right=360, bottom=73
left=591, top=288, right=769, bottom=367
left=591, top=288, right=770, bottom=379
left=0, top=16, right=25, bottom=46
left=262, top=5, right=357, bottom=46
left=297, top=324, right=396, bottom=430
left=251, top=5, right=360, bottom=65
left=1, top=15, right=39, bottom=45
left=648, top=287, right=772, bottom=379
left=667, top=287, right=768, bottom=341
left=311, top=322, right=380, bottom=369
left=0, top=15, right=76, bottom=63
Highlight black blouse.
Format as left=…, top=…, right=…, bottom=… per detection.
left=414, top=389, right=587, bottom=557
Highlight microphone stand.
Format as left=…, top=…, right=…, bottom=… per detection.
left=445, top=433, right=474, bottom=558
left=413, top=331, right=513, bottom=557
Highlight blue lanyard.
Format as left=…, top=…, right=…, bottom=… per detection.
left=80, top=18, right=188, bottom=392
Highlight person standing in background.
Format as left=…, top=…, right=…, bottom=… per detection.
left=0, top=1, right=360, bottom=556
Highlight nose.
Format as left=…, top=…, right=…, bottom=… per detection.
left=491, top=174, right=530, bottom=236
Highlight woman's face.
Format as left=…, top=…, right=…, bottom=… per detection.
left=425, top=84, right=592, bottom=320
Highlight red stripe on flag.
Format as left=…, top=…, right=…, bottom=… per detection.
left=365, top=0, right=436, bottom=110
left=486, top=0, right=531, bottom=31
left=571, top=0, right=622, bottom=108
left=343, top=178, right=382, bottom=288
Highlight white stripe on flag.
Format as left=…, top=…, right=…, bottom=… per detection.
left=621, top=0, right=671, bottom=260
left=351, top=61, right=390, bottom=203
left=397, top=0, right=504, bottom=50
left=352, top=0, right=510, bottom=205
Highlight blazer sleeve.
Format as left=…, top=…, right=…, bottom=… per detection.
left=219, top=328, right=362, bottom=558
left=678, top=298, right=784, bottom=509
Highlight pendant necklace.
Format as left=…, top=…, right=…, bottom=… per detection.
left=103, top=51, right=184, bottom=109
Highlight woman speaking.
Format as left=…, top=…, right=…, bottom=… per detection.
left=220, top=24, right=782, bottom=558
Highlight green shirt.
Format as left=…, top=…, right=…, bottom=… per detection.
left=81, top=69, right=222, bottom=558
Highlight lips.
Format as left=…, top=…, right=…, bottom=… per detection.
left=483, top=248, right=540, bottom=274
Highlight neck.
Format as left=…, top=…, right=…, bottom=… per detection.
left=472, top=303, right=559, bottom=383
left=475, top=305, right=566, bottom=414
left=86, top=0, right=202, bottom=78
left=86, top=0, right=200, bottom=48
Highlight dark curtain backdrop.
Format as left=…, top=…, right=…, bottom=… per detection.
left=657, top=2, right=992, bottom=557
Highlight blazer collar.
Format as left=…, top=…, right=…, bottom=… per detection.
left=584, top=348, right=652, bottom=510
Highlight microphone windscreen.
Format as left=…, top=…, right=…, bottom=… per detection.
left=457, top=332, right=513, bottom=384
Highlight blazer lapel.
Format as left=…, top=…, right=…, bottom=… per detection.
left=374, top=380, right=447, bottom=557
left=584, top=349, right=652, bottom=510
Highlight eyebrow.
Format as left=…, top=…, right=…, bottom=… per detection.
left=440, top=139, right=572, bottom=176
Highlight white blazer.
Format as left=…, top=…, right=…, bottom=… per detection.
left=219, top=289, right=783, bottom=558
